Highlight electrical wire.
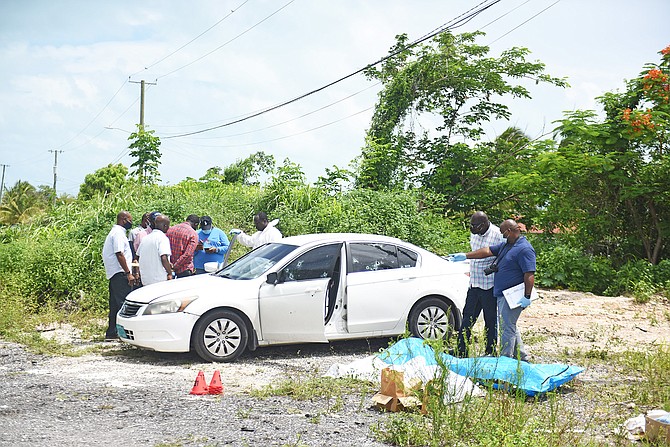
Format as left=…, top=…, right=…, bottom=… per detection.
left=156, top=0, right=296, bottom=80
left=165, top=106, right=373, bottom=149
left=164, top=0, right=502, bottom=139
left=55, top=78, right=128, bottom=150
left=130, top=0, right=250, bottom=78
left=160, top=81, right=381, bottom=139
left=488, top=0, right=561, bottom=45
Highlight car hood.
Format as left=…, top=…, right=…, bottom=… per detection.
left=125, top=274, right=237, bottom=304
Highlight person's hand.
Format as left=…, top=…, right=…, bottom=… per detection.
left=449, top=253, right=467, bottom=262
left=230, top=229, right=242, bottom=235
left=196, top=241, right=204, bottom=250
left=519, top=296, right=532, bottom=308
left=206, top=247, right=217, bottom=254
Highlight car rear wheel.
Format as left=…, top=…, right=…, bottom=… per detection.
left=192, top=309, right=248, bottom=362
left=408, top=297, right=455, bottom=340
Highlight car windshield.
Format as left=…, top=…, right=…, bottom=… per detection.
left=216, top=243, right=299, bottom=280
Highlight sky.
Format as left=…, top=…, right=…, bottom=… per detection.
left=0, top=0, right=668, bottom=197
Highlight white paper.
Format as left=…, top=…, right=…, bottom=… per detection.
left=502, top=283, right=538, bottom=309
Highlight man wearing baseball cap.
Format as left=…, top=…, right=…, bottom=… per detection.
left=193, top=215, right=230, bottom=274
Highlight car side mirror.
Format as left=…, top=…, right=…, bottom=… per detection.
left=266, top=272, right=279, bottom=285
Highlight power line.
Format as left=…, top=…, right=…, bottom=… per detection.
left=156, top=0, right=297, bottom=80
left=488, top=0, right=562, bottom=45
left=130, top=0, right=251, bottom=78
left=163, top=0, right=502, bottom=139
left=160, top=81, right=381, bottom=139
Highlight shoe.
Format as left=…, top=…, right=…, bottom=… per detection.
left=104, top=335, right=119, bottom=342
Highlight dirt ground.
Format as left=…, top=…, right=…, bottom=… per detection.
left=1, top=290, right=669, bottom=446
left=522, top=289, right=670, bottom=358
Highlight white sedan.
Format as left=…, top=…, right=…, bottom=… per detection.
left=116, top=233, right=469, bottom=362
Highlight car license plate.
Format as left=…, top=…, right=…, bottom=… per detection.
left=116, top=324, right=128, bottom=339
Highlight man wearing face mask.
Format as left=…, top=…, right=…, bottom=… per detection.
left=453, top=219, right=536, bottom=361
left=193, top=216, right=230, bottom=274
left=456, top=211, right=503, bottom=357
left=101, top=211, right=136, bottom=341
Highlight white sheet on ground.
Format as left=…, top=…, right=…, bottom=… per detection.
left=324, top=354, right=484, bottom=403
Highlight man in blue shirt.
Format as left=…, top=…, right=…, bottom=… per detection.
left=456, top=219, right=536, bottom=361
left=193, top=216, right=230, bottom=274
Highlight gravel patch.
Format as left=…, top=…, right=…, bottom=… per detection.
left=1, top=291, right=668, bottom=446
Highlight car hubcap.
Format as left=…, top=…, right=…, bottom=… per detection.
left=203, top=318, right=241, bottom=357
left=417, top=306, right=449, bottom=339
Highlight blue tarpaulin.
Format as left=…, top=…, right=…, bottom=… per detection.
left=377, top=337, right=584, bottom=396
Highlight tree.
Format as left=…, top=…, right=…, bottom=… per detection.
left=357, top=31, right=567, bottom=195
left=199, top=151, right=275, bottom=185
left=315, top=165, right=353, bottom=195
left=78, top=163, right=128, bottom=200
left=128, top=125, right=161, bottom=184
left=0, top=180, right=48, bottom=225
left=547, top=45, right=670, bottom=264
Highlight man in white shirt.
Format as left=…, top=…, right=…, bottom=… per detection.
left=137, top=214, right=173, bottom=286
left=456, top=211, right=503, bottom=357
left=232, top=212, right=282, bottom=249
left=102, top=211, right=136, bottom=341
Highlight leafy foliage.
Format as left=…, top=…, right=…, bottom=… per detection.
left=78, top=163, right=128, bottom=200
left=128, top=125, right=162, bottom=184
left=0, top=180, right=49, bottom=225
left=357, top=31, right=567, bottom=192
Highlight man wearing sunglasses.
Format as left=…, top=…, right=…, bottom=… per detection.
left=456, top=211, right=503, bottom=357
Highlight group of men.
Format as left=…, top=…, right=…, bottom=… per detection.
left=454, top=212, right=536, bottom=362
left=101, top=211, right=282, bottom=340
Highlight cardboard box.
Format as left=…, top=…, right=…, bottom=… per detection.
left=371, top=368, right=423, bottom=412
left=646, top=414, right=670, bottom=446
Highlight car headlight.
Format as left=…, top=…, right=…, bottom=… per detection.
left=143, top=296, right=198, bottom=315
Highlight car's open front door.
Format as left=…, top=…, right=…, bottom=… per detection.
left=257, top=243, right=342, bottom=343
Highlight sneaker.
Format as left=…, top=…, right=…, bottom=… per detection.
left=104, top=335, right=119, bottom=342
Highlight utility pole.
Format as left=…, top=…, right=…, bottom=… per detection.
left=0, top=164, right=8, bottom=204
left=48, top=150, right=63, bottom=205
left=129, top=79, right=157, bottom=129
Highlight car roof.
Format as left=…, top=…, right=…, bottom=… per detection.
left=279, top=233, right=415, bottom=248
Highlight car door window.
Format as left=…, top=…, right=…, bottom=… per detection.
left=397, top=246, right=418, bottom=268
left=349, top=243, right=398, bottom=273
left=280, top=244, right=342, bottom=282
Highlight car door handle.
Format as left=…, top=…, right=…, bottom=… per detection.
left=304, top=288, right=323, bottom=294
left=399, top=277, right=416, bottom=281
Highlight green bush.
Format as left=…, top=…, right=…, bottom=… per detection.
left=532, top=239, right=615, bottom=295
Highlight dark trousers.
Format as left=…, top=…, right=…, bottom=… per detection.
left=176, top=269, right=194, bottom=278
left=457, top=286, right=497, bottom=356
left=106, top=272, right=132, bottom=338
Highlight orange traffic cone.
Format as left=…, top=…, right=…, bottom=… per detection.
left=190, top=370, right=209, bottom=395
left=208, top=370, right=224, bottom=395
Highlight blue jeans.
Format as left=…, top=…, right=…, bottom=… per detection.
left=457, top=287, right=497, bottom=356
left=496, top=295, right=528, bottom=361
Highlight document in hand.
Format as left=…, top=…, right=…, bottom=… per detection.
left=502, top=283, right=539, bottom=309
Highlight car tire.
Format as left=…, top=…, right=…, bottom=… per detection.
left=192, top=309, right=248, bottom=362
left=408, top=297, right=456, bottom=340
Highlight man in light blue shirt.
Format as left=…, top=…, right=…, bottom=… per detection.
left=457, top=211, right=503, bottom=356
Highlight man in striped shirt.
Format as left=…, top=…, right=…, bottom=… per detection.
left=166, top=214, right=200, bottom=278
left=456, top=211, right=503, bottom=356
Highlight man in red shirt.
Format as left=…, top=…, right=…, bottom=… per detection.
left=166, top=214, right=199, bottom=278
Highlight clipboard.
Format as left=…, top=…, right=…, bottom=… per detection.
left=502, top=283, right=538, bottom=309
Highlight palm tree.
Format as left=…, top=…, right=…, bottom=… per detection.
left=0, top=180, right=47, bottom=225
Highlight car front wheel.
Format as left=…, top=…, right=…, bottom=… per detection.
left=192, top=309, right=248, bottom=362
left=408, top=297, right=455, bottom=340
